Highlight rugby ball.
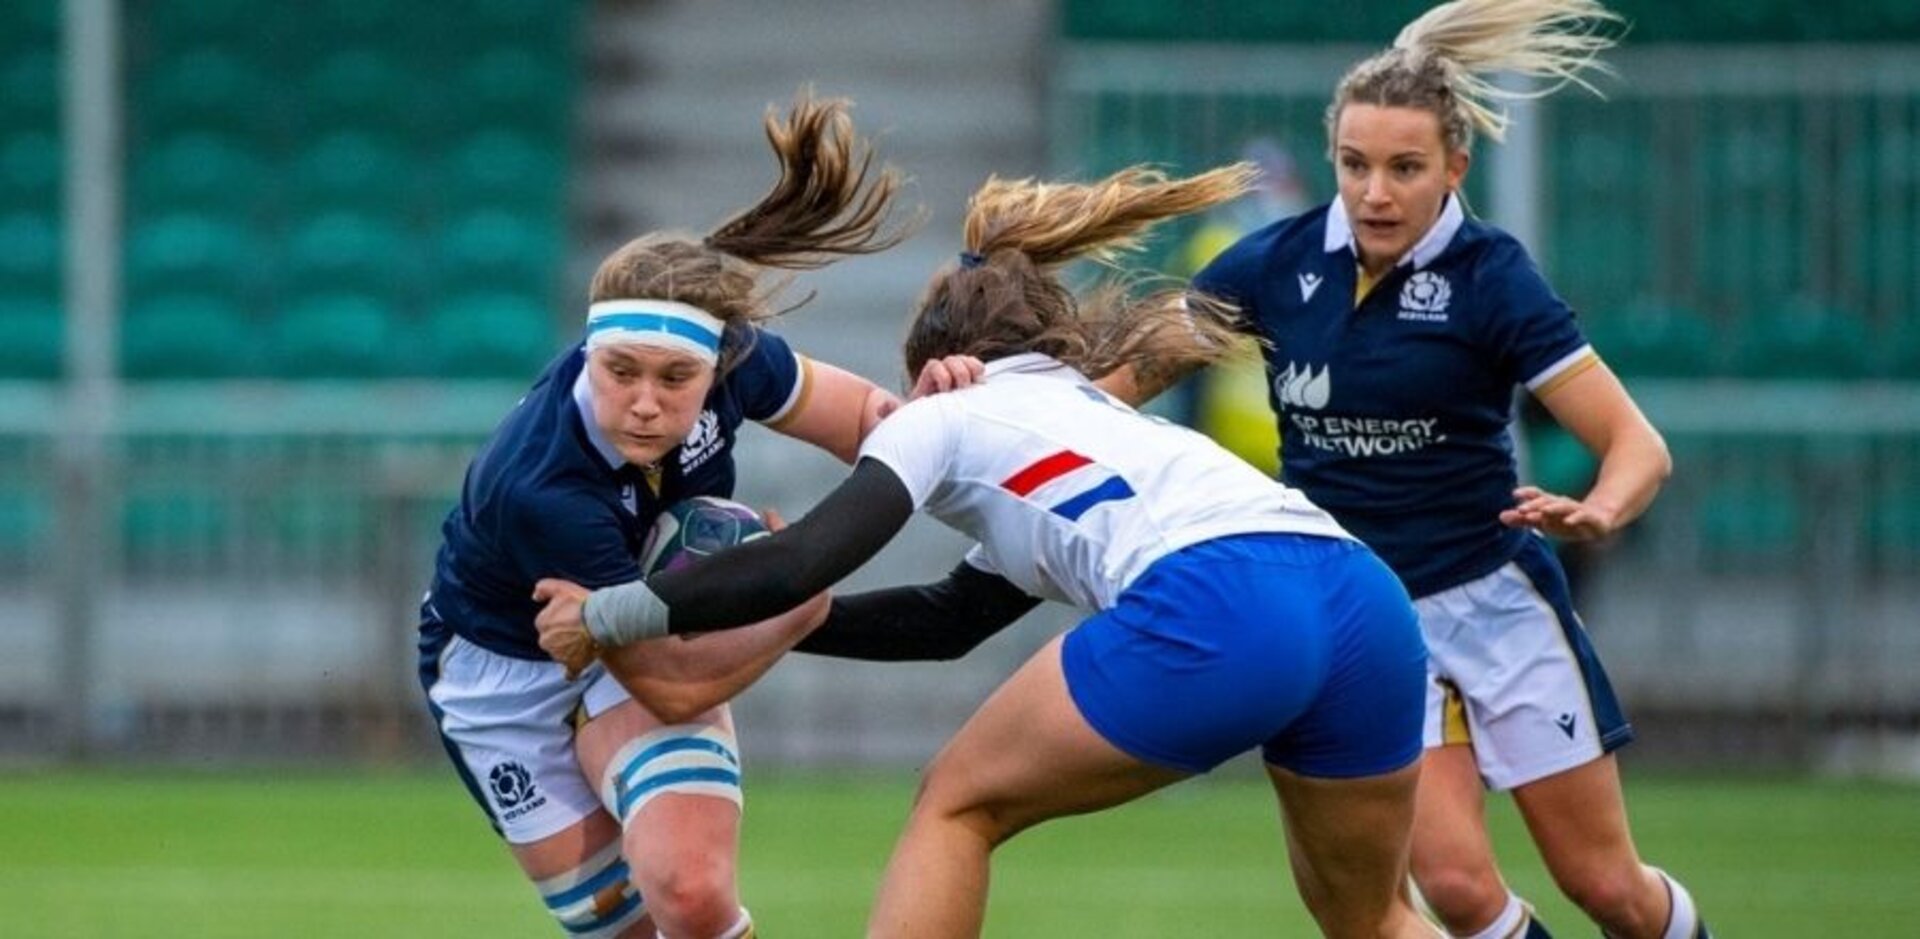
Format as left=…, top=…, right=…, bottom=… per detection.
left=639, top=496, right=770, bottom=575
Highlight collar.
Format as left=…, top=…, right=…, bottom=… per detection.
left=571, top=361, right=628, bottom=471
left=982, top=352, right=1081, bottom=379
left=1323, top=192, right=1464, bottom=271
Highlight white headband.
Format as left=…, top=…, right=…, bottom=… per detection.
left=585, top=299, right=726, bottom=364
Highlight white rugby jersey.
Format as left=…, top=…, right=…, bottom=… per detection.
left=857, top=353, right=1352, bottom=610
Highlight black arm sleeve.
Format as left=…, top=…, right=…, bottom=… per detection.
left=794, top=560, right=1041, bottom=662
left=651, top=457, right=914, bottom=634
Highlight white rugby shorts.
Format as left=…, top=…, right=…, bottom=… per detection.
left=1414, top=536, right=1634, bottom=791
left=425, top=633, right=636, bottom=844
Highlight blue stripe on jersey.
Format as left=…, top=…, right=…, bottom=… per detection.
left=545, top=858, right=633, bottom=909
left=1052, top=476, right=1136, bottom=521
left=1508, top=535, right=1634, bottom=751
left=587, top=312, right=721, bottom=353
left=616, top=767, right=742, bottom=819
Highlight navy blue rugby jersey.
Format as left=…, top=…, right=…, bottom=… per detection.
left=1194, top=195, right=1597, bottom=598
left=423, top=327, right=806, bottom=659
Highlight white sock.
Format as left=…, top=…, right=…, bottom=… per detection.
left=655, top=908, right=754, bottom=939
left=1655, top=869, right=1700, bottom=939
left=1460, top=892, right=1527, bottom=939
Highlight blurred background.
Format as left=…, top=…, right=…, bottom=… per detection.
left=3, top=1, right=1918, bottom=934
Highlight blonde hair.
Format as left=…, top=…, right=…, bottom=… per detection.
left=903, top=163, right=1257, bottom=384
left=588, top=90, right=915, bottom=367
left=1329, top=0, right=1623, bottom=153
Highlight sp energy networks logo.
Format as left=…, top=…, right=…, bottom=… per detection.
left=1278, top=360, right=1445, bottom=459
left=1274, top=361, right=1331, bottom=410
left=489, top=760, right=547, bottom=822
left=1397, top=271, right=1452, bottom=323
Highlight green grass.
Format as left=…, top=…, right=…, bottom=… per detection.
left=2, top=768, right=1916, bottom=936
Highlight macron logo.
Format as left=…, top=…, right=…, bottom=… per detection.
left=1298, top=272, right=1324, bottom=302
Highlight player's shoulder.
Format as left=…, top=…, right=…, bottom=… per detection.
left=1211, top=206, right=1330, bottom=274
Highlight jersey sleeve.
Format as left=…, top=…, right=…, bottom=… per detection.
left=724, top=326, right=808, bottom=423
left=505, top=487, right=642, bottom=590
left=1191, top=232, right=1267, bottom=332
left=1476, top=237, right=1598, bottom=396
left=855, top=395, right=962, bottom=510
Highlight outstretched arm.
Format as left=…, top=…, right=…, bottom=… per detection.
left=795, top=560, right=1041, bottom=662
left=537, top=458, right=916, bottom=670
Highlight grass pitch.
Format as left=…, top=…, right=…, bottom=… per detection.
left=3, top=768, right=1916, bottom=936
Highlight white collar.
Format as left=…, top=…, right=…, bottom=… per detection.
left=982, top=352, right=1081, bottom=379
left=571, top=361, right=628, bottom=470
left=1323, top=192, right=1464, bottom=270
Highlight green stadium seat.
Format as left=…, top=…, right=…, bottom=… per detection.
left=303, top=50, right=433, bottom=137
left=433, top=210, right=562, bottom=296
left=1, top=131, right=59, bottom=214
left=1580, top=304, right=1721, bottom=378
left=0, top=296, right=61, bottom=380
left=440, top=131, right=565, bottom=215
left=284, top=213, right=422, bottom=300
left=0, top=486, right=50, bottom=571
left=270, top=293, right=403, bottom=377
left=288, top=132, right=416, bottom=217
left=420, top=292, right=558, bottom=378
left=445, top=0, right=582, bottom=50
left=125, top=213, right=256, bottom=298
left=446, top=48, right=573, bottom=138
left=138, top=48, right=276, bottom=137
left=1727, top=304, right=1874, bottom=379
left=121, top=294, right=257, bottom=379
left=0, top=50, right=57, bottom=130
left=1695, top=467, right=1803, bottom=572
left=132, top=134, right=270, bottom=218
left=0, top=212, right=59, bottom=298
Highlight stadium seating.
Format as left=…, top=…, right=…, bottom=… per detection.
left=270, top=294, right=404, bottom=378
left=120, top=295, right=257, bottom=379
left=1, top=131, right=60, bottom=214
left=124, top=213, right=257, bottom=299
left=1582, top=304, right=1721, bottom=378
left=421, top=292, right=560, bottom=379
left=433, top=210, right=564, bottom=297
left=1726, top=304, right=1874, bottom=379
left=441, top=131, right=567, bottom=217
left=286, top=133, right=417, bottom=219
left=132, top=134, right=272, bottom=220
left=0, top=213, right=60, bottom=299
left=282, top=213, right=423, bottom=302
left=0, top=296, right=61, bottom=380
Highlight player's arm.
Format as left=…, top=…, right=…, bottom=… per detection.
left=536, top=458, right=916, bottom=671
left=545, top=566, right=829, bottom=723
left=766, top=355, right=984, bottom=462
left=1512, top=359, right=1671, bottom=541
left=794, top=559, right=1040, bottom=662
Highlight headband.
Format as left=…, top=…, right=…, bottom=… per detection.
left=585, top=299, right=725, bottom=364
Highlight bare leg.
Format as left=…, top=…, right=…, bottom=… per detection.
left=866, top=636, right=1186, bottom=939
left=1513, top=755, right=1671, bottom=938
left=506, top=811, right=655, bottom=938
left=1270, top=760, right=1437, bottom=939
left=1408, top=744, right=1514, bottom=935
left=578, top=700, right=745, bottom=939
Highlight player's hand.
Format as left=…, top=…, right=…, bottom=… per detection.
left=532, top=578, right=598, bottom=679
left=1499, top=485, right=1616, bottom=541
left=908, top=355, right=986, bottom=399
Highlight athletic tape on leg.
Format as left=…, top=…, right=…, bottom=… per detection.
left=536, top=839, right=645, bottom=937
left=600, top=724, right=743, bottom=826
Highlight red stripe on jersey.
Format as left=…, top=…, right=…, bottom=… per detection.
left=1000, top=450, right=1093, bottom=496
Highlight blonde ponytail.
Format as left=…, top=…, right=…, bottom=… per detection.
left=1332, top=0, right=1623, bottom=151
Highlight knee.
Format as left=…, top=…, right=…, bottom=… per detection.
left=907, top=762, right=1016, bottom=849
left=1411, top=861, right=1508, bottom=928
left=1553, top=862, right=1646, bottom=924
left=637, top=852, right=738, bottom=938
